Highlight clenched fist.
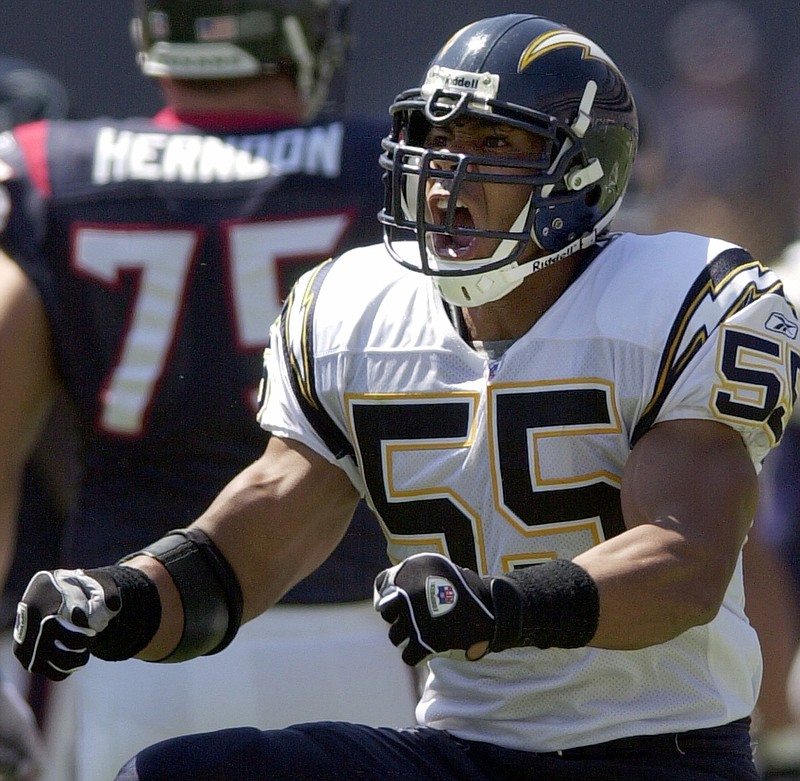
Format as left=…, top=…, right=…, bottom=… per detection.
left=13, top=569, right=122, bottom=681
left=374, top=552, right=496, bottom=665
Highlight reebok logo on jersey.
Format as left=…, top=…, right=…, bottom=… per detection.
left=426, top=576, right=457, bottom=617
left=765, top=312, right=798, bottom=339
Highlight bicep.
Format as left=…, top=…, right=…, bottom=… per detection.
left=195, top=435, right=361, bottom=621
left=574, top=418, right=759, bottom=648
left=621, top=418, right=758, bottom=554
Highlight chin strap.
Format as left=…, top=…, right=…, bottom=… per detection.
left=541, top=79, right=598, bottom=199
left=283, top=16, right=316, bottom=117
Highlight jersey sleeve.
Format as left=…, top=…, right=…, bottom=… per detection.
left=638, top=247, right=800, bottom=468
left=0, top=126, right=55, bottom=303
left=256, top=259, right=366, bottom=494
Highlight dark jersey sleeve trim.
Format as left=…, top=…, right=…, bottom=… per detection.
left=279, top=258, right=354, bottom=460
left=631, top=248, right=785, bottom=446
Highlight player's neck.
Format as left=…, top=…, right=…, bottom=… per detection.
left=158, top=75, right=304, bottom=120
left=461, top=254, right=583, bottom=342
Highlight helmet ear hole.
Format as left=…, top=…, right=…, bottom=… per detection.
left=584, top=184, right=601, bottom=208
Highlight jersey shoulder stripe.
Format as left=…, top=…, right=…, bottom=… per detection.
left=279, top=257, right=353, bottom=459
left=632, top=246, right=788, bottom=444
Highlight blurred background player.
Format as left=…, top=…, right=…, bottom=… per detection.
left=0, top=53, right=73, bottom=781
left=0, top=2, right=417, bottom=779
left=612, top=61, right=800, bottom=780
left=0, top=55, right=72, bottom=631
left=652, top=0, right=783, bottom=263
left=651, top=6, right=800, bottom=778
left=747, top=240, right=800, bottom=780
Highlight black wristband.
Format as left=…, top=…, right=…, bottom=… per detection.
left=489, top=559, right=599, bottom=652
left=87, top=566, right=162, bottom=661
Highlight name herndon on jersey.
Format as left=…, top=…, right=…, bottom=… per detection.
left=92, top=121, right=344, bottom=184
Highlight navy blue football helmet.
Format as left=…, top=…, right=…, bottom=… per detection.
left=379, top=14, right=638, bottom=307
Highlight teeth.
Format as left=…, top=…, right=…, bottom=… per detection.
left=433, top=197, right=466, bottom=210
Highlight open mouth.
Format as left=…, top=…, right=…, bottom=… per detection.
left=429, top=196, right=478, bottom=258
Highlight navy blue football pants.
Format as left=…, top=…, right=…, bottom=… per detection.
left=115, top=718, right=759, bottom=780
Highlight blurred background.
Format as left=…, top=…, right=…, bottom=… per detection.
left=0, top=0, right=795, bottom=262
left=3, top=1, right=800, bottom=776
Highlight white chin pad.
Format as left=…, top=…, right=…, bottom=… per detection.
left=434, top=264, right=526, bottom=308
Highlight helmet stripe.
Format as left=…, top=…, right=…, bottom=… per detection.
left=518, top=31, right=617, bottom=73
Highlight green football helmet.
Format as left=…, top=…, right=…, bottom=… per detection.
left=131, top=0, right=350, bottom=115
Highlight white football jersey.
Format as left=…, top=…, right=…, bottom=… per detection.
left=259, top=231, right=799, bottom=751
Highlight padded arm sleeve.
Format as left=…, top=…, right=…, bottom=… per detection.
left=120, top=527, right=244, bottom=663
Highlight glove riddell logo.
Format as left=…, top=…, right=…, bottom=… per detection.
left=425, top=576, right=457, bottom=617
left=13, top=602, right=27, bottom=644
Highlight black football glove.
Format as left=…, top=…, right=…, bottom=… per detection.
left=375, top=553, right=601, bottom=666
left=13, top=568, right=123, bottom=681
left=373, top=552, right=496, bottom=665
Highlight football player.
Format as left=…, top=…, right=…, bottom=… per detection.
left=747, top=239, right=800, bottom=777
left=0, top=2, right=417, bottom=780
left=14, top=12, right=799, bottom=781
left=0, top=54, right=71, bottom=781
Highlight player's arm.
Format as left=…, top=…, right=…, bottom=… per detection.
left=574, top=416, right=757, bottom=649
left=13, top=432, right=361, bottom=677
left=129, top=434, right=361, bottom=660
left=0, top=248, right=58, bottom=587
left=374, top=416, right=757, bottom=664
